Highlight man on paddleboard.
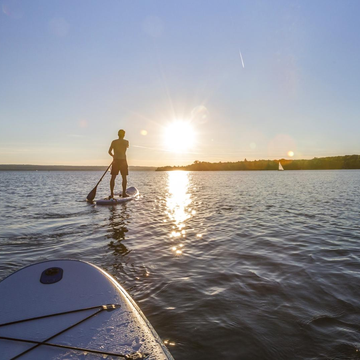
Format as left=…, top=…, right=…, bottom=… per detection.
left=108, top=129, right=129, bottom=198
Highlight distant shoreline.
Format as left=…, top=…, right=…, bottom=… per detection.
left=2, top=155, right=360, bottom=171
left=0, top=165, right=156, bottom=171
left=156, top=155, right=360, bottom=171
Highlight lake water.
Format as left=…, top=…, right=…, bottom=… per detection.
left=1, top=170, right=360, bottom=359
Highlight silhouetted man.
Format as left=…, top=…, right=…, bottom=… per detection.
left=108, top=129, right=129, bottom=198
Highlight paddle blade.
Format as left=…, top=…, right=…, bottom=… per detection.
left=86, top=186, right=97, bottom=202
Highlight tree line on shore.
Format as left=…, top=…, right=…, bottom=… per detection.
left=156, top=155, right=360, bottom=171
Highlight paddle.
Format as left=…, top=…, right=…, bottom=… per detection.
left=86, top=162, right=113, bottom=202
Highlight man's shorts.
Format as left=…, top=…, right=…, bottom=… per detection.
left=111, top=159, right=128, bottom=176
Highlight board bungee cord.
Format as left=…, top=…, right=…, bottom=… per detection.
left=0, top=304, right=148, bottom=359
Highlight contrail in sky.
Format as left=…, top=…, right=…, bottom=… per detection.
left=239, top=50, right=245, bottom=68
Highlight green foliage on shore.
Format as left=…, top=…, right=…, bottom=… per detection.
left=156, top=155, right=360, bottom=171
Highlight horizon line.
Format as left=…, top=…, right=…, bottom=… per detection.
left=1, top=154, right=359, bottom=168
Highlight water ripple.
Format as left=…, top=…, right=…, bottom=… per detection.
left=1, top=170, right=360, bottom=359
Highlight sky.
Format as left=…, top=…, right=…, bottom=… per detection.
left=1, top=0, right=360, bottom=167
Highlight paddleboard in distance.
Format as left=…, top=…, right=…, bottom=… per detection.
left=96, top=186, right=139, bottom=205
left=0, top=260, right=174, bottom=360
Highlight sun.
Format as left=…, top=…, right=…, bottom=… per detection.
left=164, top=121, right=195, bottom=153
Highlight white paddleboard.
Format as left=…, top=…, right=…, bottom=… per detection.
left=96, top=186, right=139, bottom=205
left=0, top=260, right=174, bottom=360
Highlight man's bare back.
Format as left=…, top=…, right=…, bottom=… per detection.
left=108, top=130, right=129, bottom=198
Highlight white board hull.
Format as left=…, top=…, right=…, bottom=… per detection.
left=96, top=186, right=139, bottom=205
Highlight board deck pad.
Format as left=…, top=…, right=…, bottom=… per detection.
left=95, top=186, right=139, bottom=205
left=0, top=260, right=174, bottom=360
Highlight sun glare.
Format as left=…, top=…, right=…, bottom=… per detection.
left=164, top=121, right=195, bottom=153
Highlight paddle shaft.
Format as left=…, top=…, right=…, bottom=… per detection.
left=86, top=161, right=113, bottom=201
left=95, top=162, right=113, bottom=188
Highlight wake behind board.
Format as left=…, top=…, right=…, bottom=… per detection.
left=0, top=260, right=174, bottom=360
left=96, top=186, right=139, bottom=205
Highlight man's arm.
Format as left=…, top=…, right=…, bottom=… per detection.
left=108, top=141, right=114, bottom=157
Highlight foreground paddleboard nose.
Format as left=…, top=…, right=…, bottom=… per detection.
left=0, top=260, right=174, bottom=360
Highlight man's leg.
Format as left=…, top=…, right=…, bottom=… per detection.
left=122, top=174, right=128, bottom=197
left=110, top=174, right=117, bottom=198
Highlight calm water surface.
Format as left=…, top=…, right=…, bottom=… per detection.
left=1, top=170, right=360, bottom=359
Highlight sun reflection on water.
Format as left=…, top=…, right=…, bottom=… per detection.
left=166, top=171, right=192, bottom=255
